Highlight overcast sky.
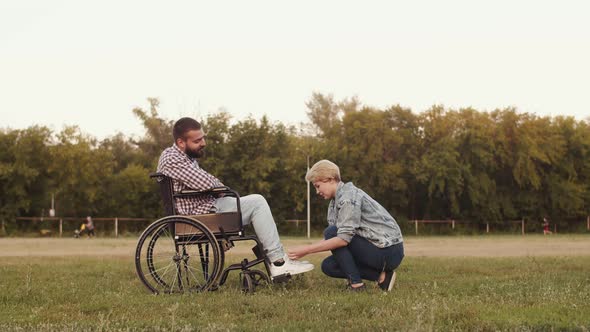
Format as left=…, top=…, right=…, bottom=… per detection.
left=1, top=0, right=589, bottom=139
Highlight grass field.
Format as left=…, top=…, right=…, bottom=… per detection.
left=1, top=235, right=589, bottom=331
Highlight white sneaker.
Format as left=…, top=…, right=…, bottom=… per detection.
left=269, top=256, right=314, bottom=279
left=378, top=271, right=397, bottom=292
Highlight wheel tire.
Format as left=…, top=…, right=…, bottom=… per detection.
left=249, top=269, right=270, bottom=287
left=241, top=272, right=255, bottom=293
left=135, top=216, right=222, bottom=294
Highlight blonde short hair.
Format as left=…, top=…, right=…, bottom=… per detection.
left=305, top=159, right=341, bottom=183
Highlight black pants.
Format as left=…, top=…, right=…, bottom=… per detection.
left=321, top=225, right=404, bottom=284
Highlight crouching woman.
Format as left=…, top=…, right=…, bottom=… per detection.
left=288, top=160, right=404, bottom=291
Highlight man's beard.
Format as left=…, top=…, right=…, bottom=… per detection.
left=185, top=147, right=205, bottom=158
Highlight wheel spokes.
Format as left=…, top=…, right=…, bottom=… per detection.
left=137, top=218, right=221, bottom=294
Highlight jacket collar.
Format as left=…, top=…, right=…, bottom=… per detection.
left=334, top=181, right=345, bottom=201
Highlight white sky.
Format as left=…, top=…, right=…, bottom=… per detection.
left=1, top=0, right=589, bottom=139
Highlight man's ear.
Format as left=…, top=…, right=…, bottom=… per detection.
left=175, top=138, right=185, bottom=150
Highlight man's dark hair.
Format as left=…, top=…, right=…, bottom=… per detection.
left=173, top=117, right=202, bottom=142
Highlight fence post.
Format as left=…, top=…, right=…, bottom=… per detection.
left=521, top=218, right=525, bottom=235
left=486, top=222, right=489, bottom=233
left=59, top=219, right=62, bottom=237
left=115, top=218, right=118, bottom=238
left=587, top=216, right=589, bottom=231
left=415, top=220, right=418, bottom=235
left=452, top=220, right=455, bottom=230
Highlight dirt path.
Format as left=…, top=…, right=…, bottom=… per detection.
left=1, top=235, right=588, bottom=258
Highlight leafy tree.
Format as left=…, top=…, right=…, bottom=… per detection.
left=97, top=164, right=159, bottom=218
left=131, top=98, right=174, bottom=168
left=4, top=94, right=590, bottom=235
left=219, top=116, right=279, bottom=195
left=200, top=111, right=232, bottom=176
left=454, top=108, right=501, bottom=222
left=100, top=132, right=145, bottom=173
left=339, top=107, right=407, bottom=215
left=413, top=106, right=464, bottom=218
left=48, top=126, right=114, bottom=216
left=0, top=126, right=52, bottom=233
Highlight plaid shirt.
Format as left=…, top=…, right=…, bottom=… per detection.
left=157, top=145, right=223, bottom=215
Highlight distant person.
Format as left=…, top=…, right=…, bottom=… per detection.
left=543, top=217, right=552, bottom=235
left=78, top=216, right=95, bottom=238
left=157, top=117, right=314, bottom=279
left=288, top=160, right=404, bottom=292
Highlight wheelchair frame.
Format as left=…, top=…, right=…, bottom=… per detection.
left=134, top=172, right=276, bottom=294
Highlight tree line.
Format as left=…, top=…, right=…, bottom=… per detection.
left=2, top=94, right=589, bottom=235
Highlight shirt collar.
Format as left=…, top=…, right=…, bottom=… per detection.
left=172, top=144, right=195, bottom=161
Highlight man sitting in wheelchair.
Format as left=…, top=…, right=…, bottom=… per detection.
left=157, top=117, right=314, bottom=279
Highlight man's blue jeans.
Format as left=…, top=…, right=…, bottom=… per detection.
left=213, top=194, right=284, bottom=262
left=322, top=225, right=404, bottom=284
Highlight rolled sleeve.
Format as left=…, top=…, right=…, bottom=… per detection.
left=335, top=200, right=361, bottom=243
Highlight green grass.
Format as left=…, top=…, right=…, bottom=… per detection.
left=1, top=253, right=590, bottom=331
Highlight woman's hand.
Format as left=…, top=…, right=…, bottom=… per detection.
left=288, top=247, right=309, bottom=260
left=288, top=237, right=348, bottom=260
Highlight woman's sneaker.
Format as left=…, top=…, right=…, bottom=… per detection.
left=378, top=271, right=396, bottom=291
left=269, top=256, right=314, bottom=279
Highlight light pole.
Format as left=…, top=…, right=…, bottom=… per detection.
left=49, top=193, right=55, bottom=217
left=306, top=155, right=310, bottom=239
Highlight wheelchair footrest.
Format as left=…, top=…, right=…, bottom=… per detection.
left=271, top=273, right=292, bottom=283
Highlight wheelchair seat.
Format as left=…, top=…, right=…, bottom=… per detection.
left=175, top=212, right=241, bottom=236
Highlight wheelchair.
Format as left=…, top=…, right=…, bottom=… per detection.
left=135, top=172, right=282, bottom=294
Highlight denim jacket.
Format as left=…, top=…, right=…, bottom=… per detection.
left=327, top=182, right=403, bottom=248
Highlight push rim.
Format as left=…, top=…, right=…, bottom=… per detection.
left=135, top=216, right=222, bottom=294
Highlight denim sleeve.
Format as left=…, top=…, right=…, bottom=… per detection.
left=335, top=199, right=361, bottom=243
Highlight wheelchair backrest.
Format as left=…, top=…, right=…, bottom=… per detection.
left=150, top=173, right=177, bottom=215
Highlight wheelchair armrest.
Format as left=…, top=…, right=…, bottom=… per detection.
left=150, top=172, right=166, bottom=180
left=174, top=187, right=242, bottom=215
left=175, top=187, right=238, bottom=198
left=150, top=171, right=242, bottom=216
left=151, top=172, right=238, bottom=198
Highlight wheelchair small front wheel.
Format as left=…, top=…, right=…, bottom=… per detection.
left=241, top=272, right=255, bottom=293
left=249, top=269, right=271, bottom=287
left=135, top=216, right=222, bottom=294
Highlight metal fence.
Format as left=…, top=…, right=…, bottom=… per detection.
left=15, top=217, right=152, bottom=237
left=12, top=216, right=590, bottom=237
left=410, top=217, right=590, bottom=235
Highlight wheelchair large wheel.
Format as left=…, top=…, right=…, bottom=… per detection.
left=135, top=216, right=222, bottom=294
